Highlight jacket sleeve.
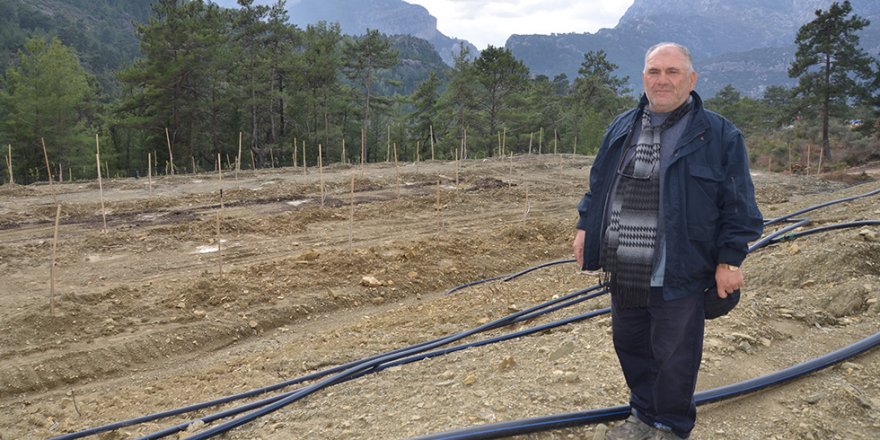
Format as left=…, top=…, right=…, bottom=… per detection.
left=576, top=191, right=592, bottom=230
left=716, top=125, right=764, bottom=266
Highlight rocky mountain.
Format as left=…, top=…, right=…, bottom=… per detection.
left=0, top=0, right=153, bottom=93
left=507, top=0, right=880, bottom=97
left=286, top=0, right=477, bottom=65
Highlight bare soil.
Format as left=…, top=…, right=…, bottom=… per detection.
left=1, top=155, right=879, bottom=440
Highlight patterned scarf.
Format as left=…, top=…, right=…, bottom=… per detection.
left=602, top=100, right=692, bottom=307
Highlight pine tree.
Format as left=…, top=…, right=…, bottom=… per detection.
left=342, top=29, right=399, bottom=162
left=473, top=46, right=529, bottom=157
left=0, top=36, right=96, bottom=180
left=437, top=44, right=480, bottom=159
left=565, top=50, right=633, bottom=155
left=789, top=0, right=875, bottom=161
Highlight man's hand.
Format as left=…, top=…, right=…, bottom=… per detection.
left=573, top=229, right=586, bottom=269
left=715, top=264, right=743, bottom=299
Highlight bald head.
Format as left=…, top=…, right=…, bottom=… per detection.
left=644, top=43, right=694, bottom=74
left=642, top=42, right=698, bottom=112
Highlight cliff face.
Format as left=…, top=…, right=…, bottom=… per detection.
left=507, top=0, right=880, bottom=97
left=288, top=0, right=477, bottom=65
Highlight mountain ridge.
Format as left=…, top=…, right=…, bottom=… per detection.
left=506, top=0, right=880, bottom=97
left=286, top=0, right=477, bottom=65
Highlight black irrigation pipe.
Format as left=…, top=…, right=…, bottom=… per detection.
left=174, top=212, right=874, bottom=439
left=764, top=186, right=880, bottom=226
left=502, top=258, right=575, bottom=281
left=53, top=186, right=880, bottom=439
left=134, top=288, right=612, bottom=440
left=749, top=218, right=811, bottom=250
left=173, top=289, right=611, bottom=440
left=53, top=264, right=603, bottom=440
left=50, top=333, right=444, bottom=439
left=135, top=284, right=610, bottom=439
left=768, top=220, right=880, bottom=243
left=445, top=258, right=576, bottom=295
left=443, top=275, right=507, bottom=295
left=413, top=329, right=880, bottom=440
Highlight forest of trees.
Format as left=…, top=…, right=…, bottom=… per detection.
left=1, top=0, right=879, bottom=184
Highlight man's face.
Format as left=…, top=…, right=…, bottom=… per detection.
left=642, top=46, right=698, bottom=113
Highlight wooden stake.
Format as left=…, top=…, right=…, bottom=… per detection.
left=553, top=129, right=558, bottom=155
left=40, top=138, right=57, bottom=204
left=455, top=146, right=460, bottom=186
left=348, top=170, right=355, bottom=254
left=416, top=140, right=421, bottom=172
left=817, top=147, right=824, bottom=174
left=528, top=133, right=533, bottom=155
left=293, top=137, right=298, bottom=168
left=573, top=136, right=578, bottom=155
left=806, top=144, right=812, bottom=176
left=249, top=149, right=255, bottom=172
left=341, top=138, right=347, bottom=165
left=435, top=177, right=441, bottom=238
left=148, top=153, right=153, bottom=195
left=236, top=132, right=243, bottom=180
left=165, top=128, right=175, bottom=176
left=361, top=126, right=366, bottom=175
left=319, top=143, right=325, bottom=207
left=6, top=144, right=12, bottom=185
left=463, top=127, right=468, bottom=159
left=508, top=152, right=513, bottom=189
left=523, top=182, right=531, bottom=221
left=502, top=128, right=507, bottom=158
left=270, top=147, right=276, bottom=168
left=787, top=142, right=793, bottom=174
left=386, top=125, right=391, bottom=163
left=302, top=141, right=307, bottom=175
left=217, top=153, right=223, bottom=277
left=430, top=125, right=435, bottom=161
left=50, top=204, right=61, bottom=315
left=394, top=142, right=400, bottom=199
left=539, top=127, right=543, bottom=155
left=95, top=134, right=107, bottom=233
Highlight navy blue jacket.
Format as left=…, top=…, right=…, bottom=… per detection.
left=577, top=91, right=764, bottom=300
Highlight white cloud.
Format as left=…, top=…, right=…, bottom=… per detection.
left=406, top=0, right=634, bottom=49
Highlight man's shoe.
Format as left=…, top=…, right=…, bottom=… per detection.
left=650, top=425, right=685, bottom=439
left=605, top=415, right=655, bottom=440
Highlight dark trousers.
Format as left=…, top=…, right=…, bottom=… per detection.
left=611, top=287, right=705, bottom=439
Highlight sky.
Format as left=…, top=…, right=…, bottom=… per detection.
left=403, top=0, right=635, bottom=49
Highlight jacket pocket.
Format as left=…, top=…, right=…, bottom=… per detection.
left=686, top=162, right=722, bottom=241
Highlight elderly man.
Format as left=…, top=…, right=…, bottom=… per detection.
left=572, top=43, right=763, bottom=439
